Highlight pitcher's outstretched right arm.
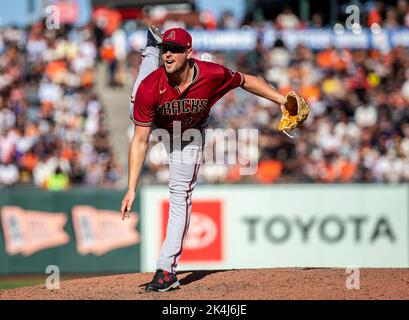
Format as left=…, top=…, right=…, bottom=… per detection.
left=120, top=125, right=151, bottom=220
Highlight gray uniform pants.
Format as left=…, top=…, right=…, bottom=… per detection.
left=131, top=46, right=202, bottom=274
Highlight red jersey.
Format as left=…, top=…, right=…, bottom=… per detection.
left=130, top=59, right=243, bottom=131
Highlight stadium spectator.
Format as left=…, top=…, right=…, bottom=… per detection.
left=45, top=166, right=70, bottom=191
left=368, top=0, right=385, bottom=27
left=310, top=13, right=323, bottom=28
left=219, top=11, right=240, bottom=30
left=275, top=5, right=300, bottom=30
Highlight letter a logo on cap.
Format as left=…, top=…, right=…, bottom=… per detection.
left=165, top=30, right=176, bottom=40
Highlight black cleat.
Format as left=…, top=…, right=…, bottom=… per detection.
left=146, top=25, right=163, bottom=47
left=145, top=269, right=180, bottom=292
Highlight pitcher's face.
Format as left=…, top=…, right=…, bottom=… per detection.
left=160, top=45, right=192, bottom=75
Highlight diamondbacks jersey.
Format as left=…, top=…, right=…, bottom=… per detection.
left=130, top=58, right=244, bottom=131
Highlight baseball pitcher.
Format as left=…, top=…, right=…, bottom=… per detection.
left=120, top=26, right=309, bottom=292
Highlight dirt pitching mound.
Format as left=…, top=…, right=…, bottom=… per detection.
left=1, top=268, right=408, bottom=300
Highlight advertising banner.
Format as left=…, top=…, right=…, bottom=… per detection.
left=0, top=188, right=140, bottom=274
left=141, top=185, right=409, bottom=271
left=128, top=28, right=409, bottom=52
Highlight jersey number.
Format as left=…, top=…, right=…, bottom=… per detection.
left=182, top=117, right=193, bottom=127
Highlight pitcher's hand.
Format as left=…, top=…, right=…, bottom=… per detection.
left=120, top=190, right=136, bottom=220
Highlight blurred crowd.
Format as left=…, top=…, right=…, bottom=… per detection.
left=128, top=0, right=409, bottom=185
left=234, top=43, right=408, bottom=184
left=1, top=0, right=409, bottom=188
left=0, top=22, right=121, bottom=189
left=142, top=40, right=409, bottom=185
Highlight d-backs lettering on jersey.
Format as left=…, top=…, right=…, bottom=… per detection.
left=130, top=59, right=243, bottom=131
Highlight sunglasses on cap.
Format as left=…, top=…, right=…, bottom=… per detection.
left=159, top=44, right=187, bottom=54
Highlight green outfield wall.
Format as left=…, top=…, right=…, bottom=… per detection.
left=0, top=188, right=140, bottom=275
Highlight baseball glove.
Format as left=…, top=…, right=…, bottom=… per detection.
left=278, top=91, right=309, bottom=138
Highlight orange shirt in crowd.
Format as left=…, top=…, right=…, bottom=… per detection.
left=45, top=60, right=67, bottom=81
left=316, top=49, right=352, bottom=71
left=368, top=9, right=382, bottom=26
left=93, top=7, right=122, bottom=36
left=339, top=161, right=357, bottom=182
left=81, top=69, right=94, bottom=87
left=20, top=153, right=38, bottom=172
left=256, top=160, right=283, bottom=183
left=101, top=45, right=116, bottom=62
left=61, top=147, right=75, bottom=161
left=316, top=49, right=333, bottom=69
left=300, top=84, right=320, bottom=102
left=320, top=159, right=357, bottom=183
